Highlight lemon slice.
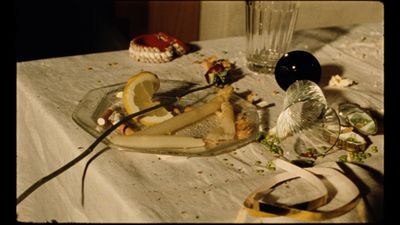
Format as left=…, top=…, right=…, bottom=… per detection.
left=123, top=71, right=173, bottom=126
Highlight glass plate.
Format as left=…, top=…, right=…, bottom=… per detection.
left=72, top=80, right=260, bottom=156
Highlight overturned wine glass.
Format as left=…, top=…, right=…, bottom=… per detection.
left=264, top=51, right=341, bottom=165
left=274, top=80, right=341, bottom=163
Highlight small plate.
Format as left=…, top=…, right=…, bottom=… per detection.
left=72, top=80, right=260, bottom=156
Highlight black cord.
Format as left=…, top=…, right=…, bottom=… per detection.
left=81, top=147, right=111, bottom=207
left=16, top=103, right=169, bottom=205
left=16, top=84, right=214, bottom=206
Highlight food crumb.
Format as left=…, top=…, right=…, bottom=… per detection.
left=256, top=169, right=264, bottom=174
left=173, top=107, right=182, bottom=115
left=370, top=145, right=379, bottom=153
left=328, top=74, right=356, bottom=88
left=115, top=91, right=123, bottom=98
left=272, top=90, right=279, bottom=95
left=246, top=91, right=259, bottom=103
left=256, top=101, right=271, bottom=108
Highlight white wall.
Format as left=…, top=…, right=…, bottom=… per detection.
left=199, top=1, right=383, bottom=41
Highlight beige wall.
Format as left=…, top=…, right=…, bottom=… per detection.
left=199, top=1, right=383, bottom=41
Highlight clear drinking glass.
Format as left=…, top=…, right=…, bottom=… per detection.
left=275, top=80, right=341, bottom=161
left=246, top=1, right=299, bottom=73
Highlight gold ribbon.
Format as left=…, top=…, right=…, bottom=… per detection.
left=238, top=159, right=360, bottom=222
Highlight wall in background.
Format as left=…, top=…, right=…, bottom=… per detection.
left=17, top=1, right=383, bottom=61
left=16, top=0, right=128, bottom=61
left=114, top=1, right=200, bottom=43
left=199, top=1, right=384, bottom=41
left=16, top=0, right=200, bottom=61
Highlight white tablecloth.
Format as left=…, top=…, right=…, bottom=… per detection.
left=17, top=22, right=383, bottom=223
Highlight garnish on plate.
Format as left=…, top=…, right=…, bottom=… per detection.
left=204, top=58, right=233, bottom=86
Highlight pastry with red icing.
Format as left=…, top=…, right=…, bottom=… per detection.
left=129, top=32, right=189, bottom=63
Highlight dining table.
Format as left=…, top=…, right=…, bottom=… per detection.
left=16, top=21, right=383, bottom=223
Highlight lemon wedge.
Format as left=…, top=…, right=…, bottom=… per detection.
left=123, top=71, right=173, bottom=126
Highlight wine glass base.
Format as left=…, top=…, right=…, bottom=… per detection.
left=247, top=62, right=275, bottom=74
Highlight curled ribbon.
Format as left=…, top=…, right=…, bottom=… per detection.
left=236, top=159, right=360, bottom=222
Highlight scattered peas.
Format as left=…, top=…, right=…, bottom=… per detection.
left=338, top=151, right=373, bottom=163
left=266, top=160, right=276, bottom=171
left=257, top=132, right=284, bottom=156
left=256, top=169, right=265, bottom=174
left=338, top=155, right=347, bottom=162
left=370, top=146, right=379, bottom=153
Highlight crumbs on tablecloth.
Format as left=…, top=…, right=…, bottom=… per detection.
left=256, top=169, right=265, bottom=174
left=108, top=62, right=119, bottom=66
left=254, top=160, right=276, bottom=172
left=193, top=52, right=205, bottom=57
left=193, top=55, right=217, bottom=69
left=370, top=145, right=379, bottom=153
left=256, top=101, right=272, bottom=108
left=246, top=91, right=259, bottom=103
left=338, top=144, right=379, bottom=163
left=115, top=91, right=123, bottom=98
left=328, top=74, right=356, bottom=88
left=272, top=90, right=279, bottom=95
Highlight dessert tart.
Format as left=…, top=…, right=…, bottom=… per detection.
left=129, top=32, right=189, bottom=63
